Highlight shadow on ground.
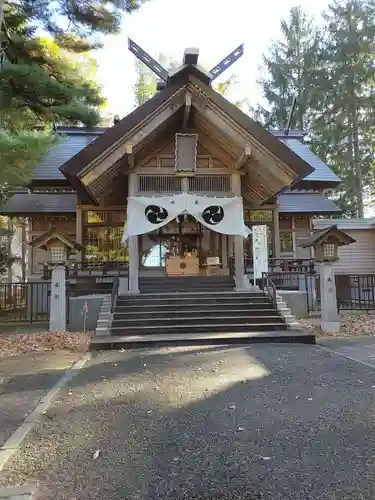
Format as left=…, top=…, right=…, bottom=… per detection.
left=2, top=343, right=375, bottom=500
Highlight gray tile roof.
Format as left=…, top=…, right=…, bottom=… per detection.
left=278, top=192, right=341, bottom=213
left=279, top=138, right=341, bottom=183
left=34, top=132, right=100, bottom=180
left=0, top=193, right=76, bottom=214
left=32, top=129, right=340, bottom=185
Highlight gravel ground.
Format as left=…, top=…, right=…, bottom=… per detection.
left=2, top=343, right=375, bottom=500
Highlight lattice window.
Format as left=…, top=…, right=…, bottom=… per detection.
left=187, top=175, right=231, bottom=193
left=138, top=175, right=183, bottom=193
left=84, top=211, right=126, bottom=224
left=244, top=210, right=273, bottom=222
left=84, top=226, right=128, bottom=261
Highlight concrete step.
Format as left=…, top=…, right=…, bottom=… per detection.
left=114, top=301, right=274, bottom=312
left=117, top=298, right=270, bottom=307
left=140, top=288, right=234, bottom=294
left=91, top=330, right=315, bottom=350
left=140, top=286, right=234, bottom=293
left=139, top=276, right=234, bottom=283
left=117, top=293, right=268, bottom=305
left=111, top=314, right=284, bottom=328
left=113, top=307, right=277, bottom=318
left=110, top=321, right=287, bottom=335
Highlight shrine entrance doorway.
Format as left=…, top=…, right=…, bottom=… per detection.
left=139, top=216, right=229, bottom=274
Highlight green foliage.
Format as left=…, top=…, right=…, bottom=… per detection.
left=0, top=131, right=58, bottom=190
left=0, top=0, right=145, bottom=190
left=256, top=1, right=375, bottom=217
left=0, top=228, right=18, bottom=279
left=215, top=75, right=249, bottom=110
left=1, top=33, right=106, bottom=128
left=256, top=6, right=322, bottom=130
left=134, top=60, right=157, bottom=106
left=133, top=54, right=179, bottom=107
left=314, top=0, right=375, bottom=217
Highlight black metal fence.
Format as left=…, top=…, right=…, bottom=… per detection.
left=336, top=275, right=375, bottom=310
left=266, top=272, right=375, bottom=313
left=0, top=282, right=50, bottom=323
left=244, top=257, right=316, bottom=274
left=41, top=261, right=129, bottom=280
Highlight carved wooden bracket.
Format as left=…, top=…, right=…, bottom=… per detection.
left=182, top=92, right=192, bottom=129
left=234, top=144, right=252, bottom=170
left=126, top=143, right=134, bottom=169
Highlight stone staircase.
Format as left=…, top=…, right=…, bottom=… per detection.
left=91, top=276, right=314, bottom=349
left=139, top=275, right=234, bottom=293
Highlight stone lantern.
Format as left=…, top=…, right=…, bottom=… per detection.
left=29, top=228, right=84, bottom=332
left=299, top=225, right=355, bottom=333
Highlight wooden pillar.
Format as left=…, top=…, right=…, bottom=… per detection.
left=292, top=216, right=297, bottom=259
left=76, top=205, right=83, bottom=262
left=309, top=216, right=315, bottom=259
left=26, top=218, right=33, bottom=278
left=221, top=234, right=228, bottom=268
left=231, top=173, right=249, bottom=291
left=273, top=205, right=281, bottom=258
left=128, top=173, right=139, bottom=294
left=7, top=218, right=13, bottom=282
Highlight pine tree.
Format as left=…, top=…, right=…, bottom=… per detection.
left=257, top=6, right=322, bottom=130
left=314, top=0, right=375, bottom=217
left=0, top=0, right=145, bottom=189
left=1, top=0, right=144, bottom=128
left=257, top=1, right=375, bottom=217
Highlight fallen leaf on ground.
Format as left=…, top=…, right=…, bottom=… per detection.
left=300, top=312, right=375, bottom=338
left=0, top=330, right=91, bottom=358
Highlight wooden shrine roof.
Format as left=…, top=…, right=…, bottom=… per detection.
left=59, top=70, right=317, bottom=205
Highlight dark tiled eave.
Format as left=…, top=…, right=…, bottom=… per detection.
left=0, top=193, right=76, bottom=216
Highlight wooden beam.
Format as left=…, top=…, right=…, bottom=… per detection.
left=234, top=145, right=252, bottom=170
left=126, top=143, right=134, bottom=169
left=182, top=93, right=192, bottom=129
left=194, top=129, right=237, bottom=169
left=194, top=103, right=298, bottom=183
left=81, top=97, right=185, bottom=186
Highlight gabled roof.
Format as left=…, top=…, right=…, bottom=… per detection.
left=28, top=228, right=84, bottom=252
left=299, top=225, right=356, bottom=248
left=59, top=72, right=316, bottom=204
left=60, top=83, right=182, bottom=190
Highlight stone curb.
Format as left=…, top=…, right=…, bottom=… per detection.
left=0, top=353, right=91, bottom=473
left=0, top=483, right=38, bottom=500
